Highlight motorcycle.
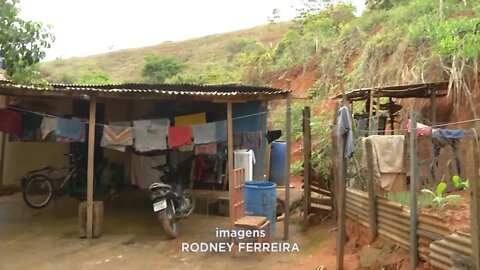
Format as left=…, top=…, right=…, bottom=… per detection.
left=149, top=164, right=196, bottom=239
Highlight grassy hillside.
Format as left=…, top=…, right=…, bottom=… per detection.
left=40, top=22, right=293, bottom=83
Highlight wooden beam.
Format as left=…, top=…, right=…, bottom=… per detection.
left=368, top=90, right=374, bottom=136
left=365, top=138, right=378, bottom=243
left=430, top=88, right=437, bottom=125
left=409, top=110, right=419, bottom=269
left=470, top=131, right=480, bottom=270
left=86, top=96, right=97, bottom=238
left=336, top=108, right=347, bottom=270
left=303, top=106, right=311, bottom=231
left=227, top=102, right=234, bottom=230
left=284, top=94, right=292, bottom=240
left=0, top=96, right=7, bottom=191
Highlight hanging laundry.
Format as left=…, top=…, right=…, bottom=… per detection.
left=133, top=118, right=170, bottom=128
left=266, top=130, right=282, bottom=144
left=20, top=113, right=42, bottom=140
left=55, top=117, right=86, bottom=141
left=41, top=117, right=57, bottom=139
left=133, top=126, right=168, bottom=152
left=364, top=135, right=406, bottom=193
left=337, top=106, right=354, bottom=158
left=0, top=109, right=23, bottom=135
left=174, top=112, right=206, bottom=126
left=168, top=126, right=192, bottom=148
left=178, top=142, right=194, bottom=152
left=194, top=143, right=217, bottom=155
left=240, top=131, right=262, bottom=149
left=101, top=124, right=133, bottom=152
left=215, top=120, right=227, bottom=142
left=192, top=122, right=216, bottom=144
left=406, top=119, right=432, bottom=136
left=430, top=128, right=464, bottom=178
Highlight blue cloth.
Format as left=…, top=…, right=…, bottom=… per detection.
left=337, top=106, right=354, bottom=158
left=55, top=117, right=85, bottom=141
left=436, top=128, right=465, bottom=139
left=215, top=120, right=227, bottom=142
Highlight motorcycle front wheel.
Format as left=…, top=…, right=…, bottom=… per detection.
left=160, top=200, right=178, bottom=239
left=183, top=191, right=196, bottom=217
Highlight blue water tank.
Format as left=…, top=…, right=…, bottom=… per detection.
left=244, top=181, right=277, bottom=241
left=270, top=141, right=286, bottom=186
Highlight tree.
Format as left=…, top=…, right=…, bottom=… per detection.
left=76, top=71, right=113, bottom=85
left=141, top=54, right=186, bottom=83
left=0, top=0, right=55, bottom=83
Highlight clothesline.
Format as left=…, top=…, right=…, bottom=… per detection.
left=8, top=105, right=284, bottom=129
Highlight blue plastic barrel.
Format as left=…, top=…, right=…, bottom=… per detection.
left=244, top=181, right=277, bottom=241
left=270, top=141, right=286, bottom=186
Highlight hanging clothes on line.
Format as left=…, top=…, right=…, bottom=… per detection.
left=0, top=109, right=23, bottom=135
left=174, top=112, right=206, bottom=126
left=133, top=118, right=170, bottom=129
left=168, top=126, right=192, bottom=148
left=194, top=143, right=217, bottom=155
left=41, top=117, right=57, bottom=139
left=55, top=117, right=85, bottom=141
left=240, top=131, right=262, bottom=149
left=407, top=119, right=432, bottom=136
left=214, top=120, right=227, bottom=142
left=430, top=128, right=465, bottom=178
left=337, top=106, right=354, bottom=158
left=233, top=133, right=242, bottom=147
left=131, top=153, right=166, bottom=189
left=133, top=126, right=168, bottom=152
left=192, top=122, right=216, bottom=144
left=101, top=123, right=133, bottom=152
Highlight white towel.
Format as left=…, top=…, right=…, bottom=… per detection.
left=192, top=122, right=216, bottom=144
left=133, top=126, right=168, bottom=152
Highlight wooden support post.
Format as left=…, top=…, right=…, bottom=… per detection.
left=389, top=97, right=395, bottom=135
left=302, top=106, right=311, bottom=231
left=409, top=111, right=419, bottom=269
left=430, top=89, right=437, bottom=126
left=364, top=138, right=377, bottom=243
left=368, top=90, right=374, bottom=136
left=336, top=109, right=347, bottom=270
left=86, top=96, right=97, bottom=239
left=227, top=102, right=234, bottom=230
left=0, top=96, right=7, bottom=192
left=284, top=94, right=292, bottom=240
left=470, top=131, right=480, bottom=270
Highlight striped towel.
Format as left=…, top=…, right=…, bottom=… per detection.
left=101, top=124, right=133, bottom=152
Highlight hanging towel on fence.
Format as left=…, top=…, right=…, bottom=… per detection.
left=168, top=126, right=192, bottom=148
left=101, top=124, right=133, bottom=152
left=41, top=117, right=57, bottom=139
left=407, top=119, right=432, bottom=136
left=336, top=106, right=354, bottom=158
left=0, top=109, right=23, bottom=135
left=133, top=126, right=168, bottom=152
left=194, top=143, right=217, bottom=155
left=55, top=117, right=85, bottom=141
left=192, top=122, right=216, bottom=144
left=241, top=131, right=262, bottom=149
left=266, top=130, right=282, bottom=144
left=215, top=120, right=227, bottom=142
left=365, top=135, right=405, bottom=192
left=174, top=112, right=206, bottom=126
left=133, top=119, right=170, bottom=129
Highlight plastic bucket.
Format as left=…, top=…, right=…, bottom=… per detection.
left=244, top=181, right=277, bottom=241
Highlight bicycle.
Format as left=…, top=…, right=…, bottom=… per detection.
left=21, top=154, right=104, bottom=209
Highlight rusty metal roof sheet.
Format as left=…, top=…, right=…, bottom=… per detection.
left=0, top=80, right=290, bottom=101
left=330, top=81, right=449, bottom=101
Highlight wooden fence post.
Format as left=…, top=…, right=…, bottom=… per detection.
left=303, top=107, right=311, bottom=231
left=336, top=112, right=347, bottom=270
left=470, top=130, right=480, bottom=270
left=409, top=111, right=419, bottom=269
left=364, top=138, right=378, bottom=243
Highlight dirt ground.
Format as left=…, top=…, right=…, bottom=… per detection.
left=0, top=189, right=355, bottom=270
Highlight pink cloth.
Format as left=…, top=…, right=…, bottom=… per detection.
left=407, top=119, right=432, bottom=136
left=194, top=144, right=217, bottom=155
left=168, top=126, right=192, bottom=148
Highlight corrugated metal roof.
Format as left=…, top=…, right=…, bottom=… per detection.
left=0, top=80, right=290, bottom=101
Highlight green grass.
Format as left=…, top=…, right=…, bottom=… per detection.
left=40, top=22, right=294, bottom=83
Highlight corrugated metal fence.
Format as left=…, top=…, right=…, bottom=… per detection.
left=345, top=188, right=472, bottom=268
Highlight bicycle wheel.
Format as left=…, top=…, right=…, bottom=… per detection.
left=22, top=175, right=53, bottom=209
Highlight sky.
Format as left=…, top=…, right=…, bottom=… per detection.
left=18, top=0, right=365, bottom=61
